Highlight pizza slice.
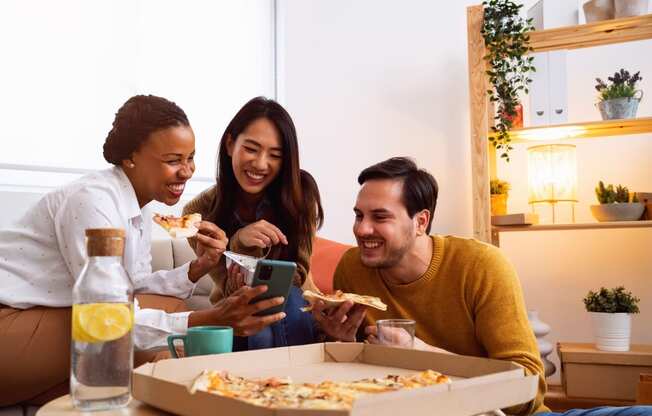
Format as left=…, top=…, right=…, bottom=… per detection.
left=153, top=213, right=202, bottom=238
left=301, top=289, right=387, bottom=312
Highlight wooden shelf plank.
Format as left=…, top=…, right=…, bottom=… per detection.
left=530, top=13, right=652, bottom=52
left=490, top=117, right=652, bottom=143
left=493, top=220, right=652, bottom=233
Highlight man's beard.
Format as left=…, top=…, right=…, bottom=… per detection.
left=360, top=235, right=414, bottom=269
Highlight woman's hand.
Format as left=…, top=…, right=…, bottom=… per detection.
left=188, top=221, right=228, bottom=282
left=224, top=263, right=247, bottom=297
left=188, top=285, right=287, bottom=337
left=235, top=220, right=288, bottom=249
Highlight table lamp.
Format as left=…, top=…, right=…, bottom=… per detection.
left=527, top=144, right=578, bottom=223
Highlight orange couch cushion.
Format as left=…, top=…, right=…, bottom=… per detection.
left=310, top=237, right=352, bottom=294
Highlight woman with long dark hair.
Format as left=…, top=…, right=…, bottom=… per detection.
left=184, top=96, right=323, bottom=348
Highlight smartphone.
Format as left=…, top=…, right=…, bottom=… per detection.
left=249, top=259, right=296, bottom=316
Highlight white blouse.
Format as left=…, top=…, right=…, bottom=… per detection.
left=0, top=167, right=195, bottom=350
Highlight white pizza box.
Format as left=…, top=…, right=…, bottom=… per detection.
left=133, top=342, right=538, bottom=416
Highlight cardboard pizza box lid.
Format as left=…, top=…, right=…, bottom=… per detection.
left=133, top=343, right=538, bottom=416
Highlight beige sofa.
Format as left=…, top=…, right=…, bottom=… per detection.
left=150, top=238, right=213, bottom=310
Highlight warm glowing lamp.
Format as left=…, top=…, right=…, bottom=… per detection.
left=527, top=144, right=578, bottom=223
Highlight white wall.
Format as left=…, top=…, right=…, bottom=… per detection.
left=280, top=0, right=652, bottom=386
left=0, top=0, right=275, bottom=180
left=279, top=0, right=476, bottom=244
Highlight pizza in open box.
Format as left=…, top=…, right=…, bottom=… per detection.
left=189, top=369, right=450, bottom=410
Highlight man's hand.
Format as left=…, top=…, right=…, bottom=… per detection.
left=364, top=325, right=452, bottom=353
left=235, top=220, right=288, bottom=249
left=188, top=285, right=286, bottom=337
left=311, top=300, right=367, bottom=342
left=364, top=325, right=414, bottom=348
left=188, top=221, right=228, bottom=282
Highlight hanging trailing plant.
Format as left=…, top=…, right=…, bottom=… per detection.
left=481, top=0, right=535, bottom=162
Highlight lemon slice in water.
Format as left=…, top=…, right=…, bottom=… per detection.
left=72, top=303, right=133, bottom=343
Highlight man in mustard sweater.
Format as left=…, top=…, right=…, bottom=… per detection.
left=312, top=157, right=652, bottom=416
left=312, top=156, right=547, bottom=415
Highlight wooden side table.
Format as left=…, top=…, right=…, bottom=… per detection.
left=545, top=384, right=635, bottom=412
left=36, top=396, right=170, bottom=416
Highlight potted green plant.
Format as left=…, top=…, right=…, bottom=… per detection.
left=481, top=0, right=535, bottom=162
left=595, top=69, right=643, bottom=120
left=490, top=179, right=510, bottom=216
left=590, top=181, right=645, bottom=221
left=583, top=286, right=640, bottom=351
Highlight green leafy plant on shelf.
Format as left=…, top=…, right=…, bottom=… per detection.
left=481, top=0, right=535, bottom=162
left=583, top=286, right=640, bottom=314
left=595, top=180, right=638, bottom=204
left=595, top=69, right=643, bottom=101
left=490, top=179, right=511, bottom=195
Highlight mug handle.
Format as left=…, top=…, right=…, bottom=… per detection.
left=634, top=90, right=643, bottom=101
left=167, top=335, right=186, bottom=359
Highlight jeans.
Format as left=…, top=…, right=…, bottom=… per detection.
left=233, top=286, right=318, bottom=351
left=540, top=406, right=652, bottom=416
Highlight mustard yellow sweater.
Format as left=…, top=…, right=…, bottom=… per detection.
left=334, top=235, right=548, bottom=415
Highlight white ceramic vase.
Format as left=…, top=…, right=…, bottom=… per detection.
left=528, top=310, right=556, bottom=377
left=590, top=312, right=631, bottom=351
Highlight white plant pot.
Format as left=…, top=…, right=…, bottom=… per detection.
left=583, top=0, right=615, bottom=22
left=590, top=312, right=631, bottom=351
left=615, top=0, right=649, bottom=18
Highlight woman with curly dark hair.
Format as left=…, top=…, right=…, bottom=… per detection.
left=0, top=95, right=285, bottom=406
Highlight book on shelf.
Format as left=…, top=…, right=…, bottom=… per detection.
left=491, top=213, right=539, bottom=226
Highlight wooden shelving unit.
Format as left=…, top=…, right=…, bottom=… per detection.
left=466, top=7, right=652, bottom=245
left=490, top=117, right=652, bottom=142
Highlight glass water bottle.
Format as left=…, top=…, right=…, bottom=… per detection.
left=70, top=228, right=134, bottom=410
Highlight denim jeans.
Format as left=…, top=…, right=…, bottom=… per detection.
left=233, top=286, right=318, bottom=351
left=540, top=406, right=652, bottom=416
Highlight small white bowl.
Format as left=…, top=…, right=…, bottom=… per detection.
left=590, top=203, right=645, bottom=222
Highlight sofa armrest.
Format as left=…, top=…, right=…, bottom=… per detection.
left=150, top=239, right=174, bottom=272
left=171, top=239, right=213, bottom=297
left=310, top=237, right=352, bottom=294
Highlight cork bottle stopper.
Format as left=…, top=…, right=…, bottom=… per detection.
left=85, top=228, right=125, bottom=257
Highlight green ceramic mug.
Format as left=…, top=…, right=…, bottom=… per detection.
left=167, top=326, right=233, bottom=358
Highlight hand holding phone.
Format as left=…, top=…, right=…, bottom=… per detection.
left=249, top=259, right=296, bottom=316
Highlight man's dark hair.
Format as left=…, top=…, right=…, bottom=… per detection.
left=103, top=95, right=189, bottom=165
left=358, top=157, right=438, bottom=233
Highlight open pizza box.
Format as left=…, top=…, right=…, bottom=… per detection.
left=133, top=342, right=538, bottom=416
